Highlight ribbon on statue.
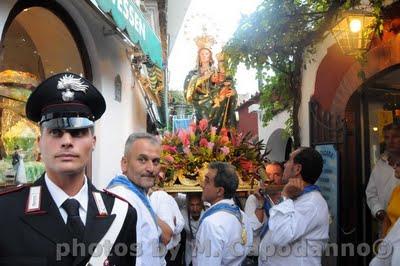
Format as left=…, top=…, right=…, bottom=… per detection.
left=260, top=184, right=321, bottom=239
left=108, top=175, right=158, bottom=226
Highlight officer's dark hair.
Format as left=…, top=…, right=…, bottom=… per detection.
left=124, top=132, right=160, bottom=156
left=293, top=147, right=323, bottom=184
left=208, top=161, right=238, bottom=199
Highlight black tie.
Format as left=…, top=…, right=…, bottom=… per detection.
left=62, top=198, right=85, bottom=242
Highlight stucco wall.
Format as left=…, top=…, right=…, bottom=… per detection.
left=298, top=34, right=336, bottom=146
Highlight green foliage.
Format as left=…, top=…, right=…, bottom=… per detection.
left=223, top=0, right=385, bottom=145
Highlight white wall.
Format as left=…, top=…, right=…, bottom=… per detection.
left=258, top=110, right=290, bottom=161
left=59, top=0, right=148, bottom=189
left=298, top=34, right=336, bottom=146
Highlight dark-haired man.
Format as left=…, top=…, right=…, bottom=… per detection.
left=259, top=147, right=329, bottom=265
left=181, top=193, right=204, bottom=265
left=193, top=162, right=252, bottom=266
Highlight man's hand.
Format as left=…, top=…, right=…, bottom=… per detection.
left=282, top=178, right=306, bottom=199
left=376, top=210, right=387, bottom=221
left=253, top=185, right=265, bottom=206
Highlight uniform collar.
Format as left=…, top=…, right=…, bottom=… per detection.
left=45, top=173, right=88, bottom=212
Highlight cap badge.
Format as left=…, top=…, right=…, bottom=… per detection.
left=57, top=74, right=89, bottom=102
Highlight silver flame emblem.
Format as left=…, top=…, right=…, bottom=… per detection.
left=57, top=74, right=88, bottom=102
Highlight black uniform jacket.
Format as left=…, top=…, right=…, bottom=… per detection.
left=0, top=175, right=137, bottom=266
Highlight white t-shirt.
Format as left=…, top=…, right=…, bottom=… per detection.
left=108, top=185, right=161, bottom=266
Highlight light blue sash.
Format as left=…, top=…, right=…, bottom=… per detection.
left=108, top=175, right=158, bottom=226
left=199, top=202, right=242, bottom=227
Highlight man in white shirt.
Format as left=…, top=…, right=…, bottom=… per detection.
left=366, top=124, right=400, bottom=226
left=259, top=147, right=329, bottom=266
left=0, top=73, right=137, bottom=265
left=107, top=133, right=173, bottom=266
left=181, top=193, right=204, bottom=266
left=150, top=190, right=185, bottom=265
left=244, top=162, right=284, bottom=265
left=193, top=162, right=253, bottom=266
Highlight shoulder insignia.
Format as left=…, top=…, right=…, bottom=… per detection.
left=103, top=189, right=129, bottom=204
left=0, top=184, right=29, bottom=196
left=26, top=186, right=42, bottom=213
left=93, top=192, right=108, bottom=216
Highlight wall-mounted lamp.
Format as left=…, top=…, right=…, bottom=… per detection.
left=331, top=11, right=375, bottom=56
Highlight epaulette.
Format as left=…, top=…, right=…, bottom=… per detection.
left=103, top=189, right=129, bottom=204
left=0, top=184, right=29, bottom=196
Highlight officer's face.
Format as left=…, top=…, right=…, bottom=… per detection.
left=39, top=127, right=96, bottom=178
left=121, top=138, right=161, bottom=190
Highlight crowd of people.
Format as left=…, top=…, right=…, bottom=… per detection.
left=0, top=72, right=334, bottom=265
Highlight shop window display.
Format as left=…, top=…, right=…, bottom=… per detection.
left=0, top=6, right=86, bottom=185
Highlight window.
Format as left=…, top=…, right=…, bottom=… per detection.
left=0, top=5, right=88, bottom=184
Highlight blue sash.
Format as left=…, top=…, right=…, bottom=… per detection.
left=260, top=184, right=321, bottom=239
left=199, top=202, right=242, bottom=227
left=108, top=175, right=158, bottom=226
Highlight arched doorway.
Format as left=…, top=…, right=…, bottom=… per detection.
left=0, top=1, right=91, bottom=184
left=265, top=128, right=292, bottom=163
left=312, top=31, right=400, bottom=265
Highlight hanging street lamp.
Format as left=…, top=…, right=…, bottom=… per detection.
left=331, top=11, right=376, bottom=56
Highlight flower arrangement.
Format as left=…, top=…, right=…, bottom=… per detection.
left=160, top=118, right=266, bottom=187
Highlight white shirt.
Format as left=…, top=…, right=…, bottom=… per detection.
left=366, top=156, right=399, bottom=217
left=193, top=199, right=253, bottom=266
left=108, top=184, right=161, bottom=266
left=181, top=208, right=204, bottom=266
left=45, top=174, right=88, bottom=225
left=244, top=194, right=267, bottom=256
left=370, top=218, right=400, bottom=266
left=259, top=191, right=329, bottom=266
left=150, top=191, right=185, bottom=265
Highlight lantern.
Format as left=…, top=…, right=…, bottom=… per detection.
left=331, top=11, right=375, bottom=56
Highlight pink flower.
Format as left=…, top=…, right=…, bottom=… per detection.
left=189, top=123, right=197, bottom=134
left=162, top=145, right=177, bottom=153
left=183, top=147, right=192, bottom=155
left=178, top=130, right=190, bottom=146
left=199, top=138, right=209, bottom=147
left=164, top=155, right=174, bottom=163
left=211, top=126, right=217, bottom=136
left=207, top=142, right=215, bottom=150
left=199, top=119, right=208, bottom=131
left=220, top=146, right=230, bottom=155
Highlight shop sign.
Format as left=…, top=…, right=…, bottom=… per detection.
left=315, top=143, right=339, bottom=245
left=91, top=0, right=163, bottom=68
